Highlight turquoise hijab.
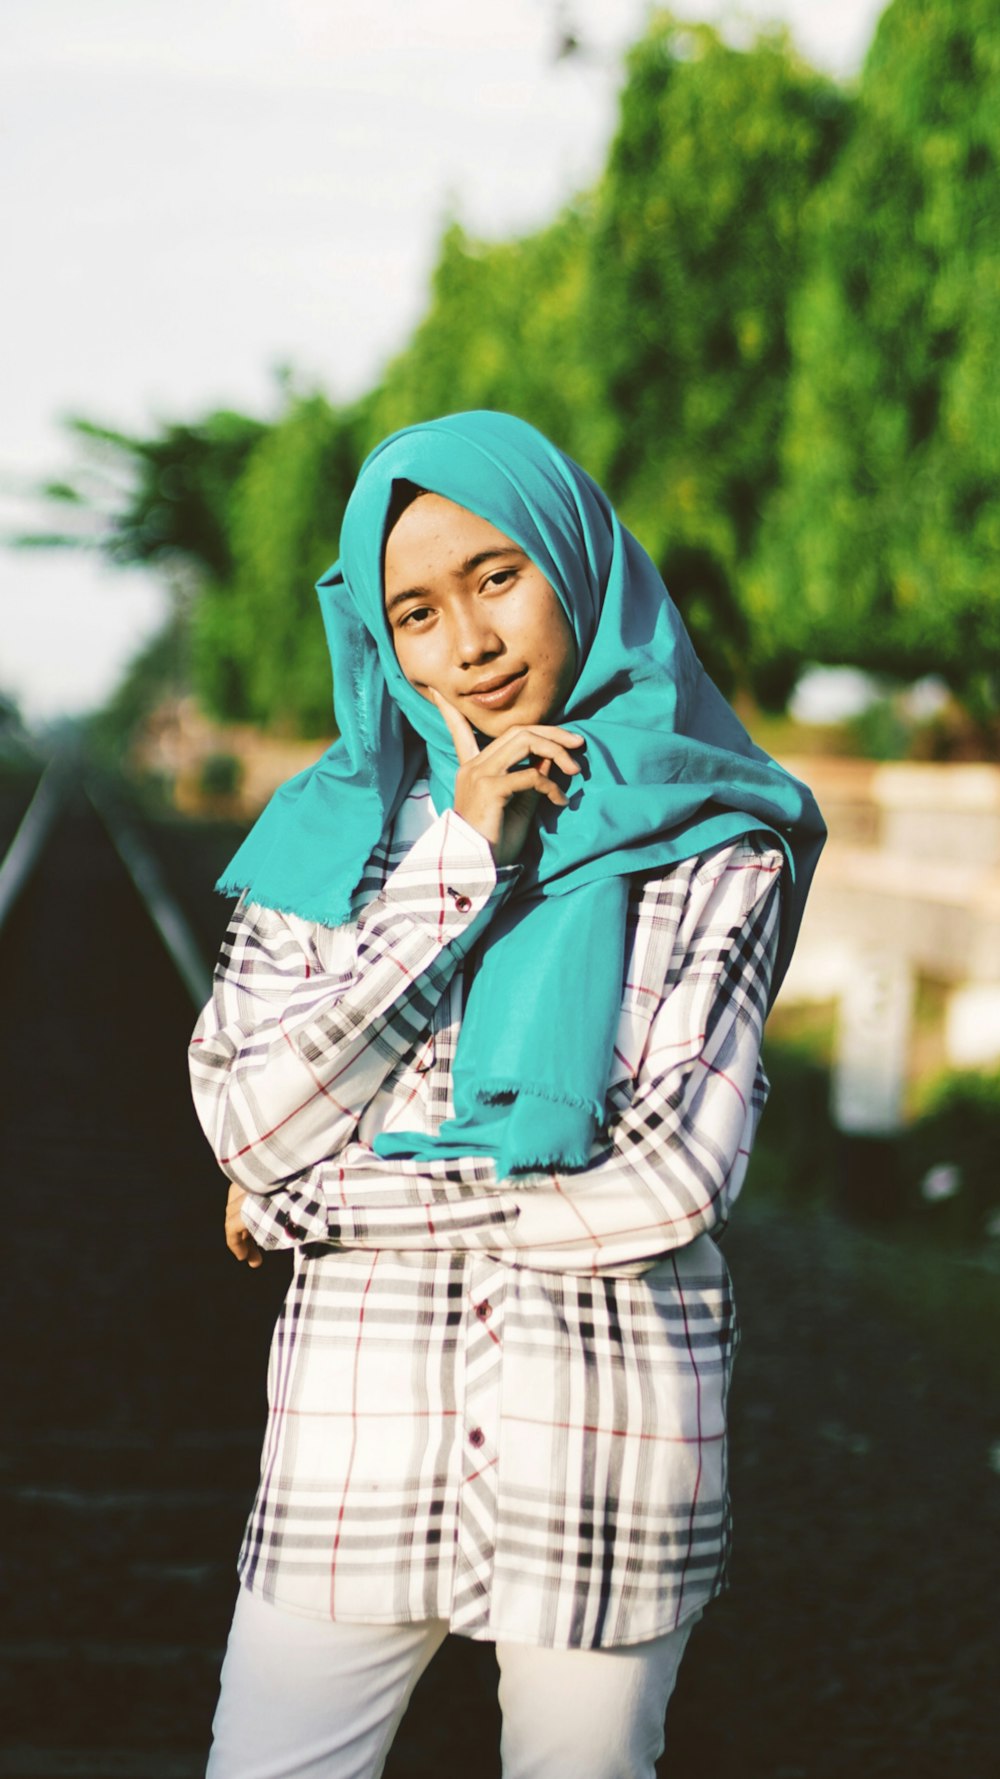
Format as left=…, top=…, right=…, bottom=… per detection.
left=219, top=411, right=825, bottom=1179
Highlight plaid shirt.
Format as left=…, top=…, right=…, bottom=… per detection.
left=190, top=783, right=783, bottom=1649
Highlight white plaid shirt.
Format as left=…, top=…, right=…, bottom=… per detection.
left=190, top=782, right=783, bottom=1649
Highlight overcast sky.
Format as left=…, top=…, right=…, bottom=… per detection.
left=2, top=0, right=887, bottom=725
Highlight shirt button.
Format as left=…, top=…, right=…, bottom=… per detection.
left=468, top=1427, right=485, bottom=1449
left=475, top=1301, right=492, bottom=1321
left=450, top=891, right=472, bottom=913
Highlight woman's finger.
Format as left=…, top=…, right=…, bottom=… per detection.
left=476, top=728, right=584, bottom=780
left=224, top=1181, right=263, bottom=1266
left=497, top=766, right=570, bottom=807
left=226, top=1216, right=264, bottom=1268
left=427, top=688, right=480, bottom=765
left=479, top=723, right=584, bottom=756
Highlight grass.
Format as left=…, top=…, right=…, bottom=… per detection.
left=843, top=1218, right=1000, bottom=1398
left=746, top=1026, right=1000, bottom=1396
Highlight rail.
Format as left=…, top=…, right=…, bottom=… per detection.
left=0, top=758, right=212, bottom=1006
left=0, top=756, right=75, bottom=932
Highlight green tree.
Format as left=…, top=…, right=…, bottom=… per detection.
left=583, top=15, right=849, bottom=699
left=18, top=410, right=267, bottom=581
left=366, top=209, right=597, bottom=459
left=193, top=394, right=366, bottom=733
left=14, top=408, right=269, bottom=740
left=86, top=613, right=190, bottom=767
left=751, top=0, right=1000, bottom=723
left=16, top=395, right=365, bottom=736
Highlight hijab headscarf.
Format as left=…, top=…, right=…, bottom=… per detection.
left=219, top=411, right=826, bottom=1178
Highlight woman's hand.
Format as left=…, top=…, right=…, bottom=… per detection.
left=225, top=1180, right=264, bottom=1268
left=430, top=691, right=584, bottom=867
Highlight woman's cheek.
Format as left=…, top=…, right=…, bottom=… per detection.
left=399, top=637, right=442, bottom=700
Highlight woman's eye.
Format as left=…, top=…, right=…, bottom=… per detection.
left=484, top=568, right=516, bottom=591
left=399, top=605, right=433, bottom=628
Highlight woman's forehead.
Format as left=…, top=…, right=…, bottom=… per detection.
left=386, top=490, right=516, bottom=541
left=383, top=493, right=525, bottom=590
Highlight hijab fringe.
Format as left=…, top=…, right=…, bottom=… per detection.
left=507, top=1150, right=596, bottom=1175
left=478, top=1081, right=605, bottom=1120
left=213, top=879, right=355, bottom=929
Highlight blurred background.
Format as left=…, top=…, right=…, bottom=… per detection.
left=1, top=2, right=997, bottom=1776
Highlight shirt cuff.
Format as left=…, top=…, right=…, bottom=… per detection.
left=379, top=807, right=520, bottom=948
left=240, top=1189, right=325, bottom=1251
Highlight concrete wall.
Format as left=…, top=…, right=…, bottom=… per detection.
left=777, top=757, right=1000, bottom=1086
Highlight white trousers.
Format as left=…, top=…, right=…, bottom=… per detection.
left=207, top=1585, right=699, bottom=1779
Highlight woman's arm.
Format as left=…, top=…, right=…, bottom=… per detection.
left=236, top=840, right=783, bottom=1272
left=190, top=807, right=518, bottom=1192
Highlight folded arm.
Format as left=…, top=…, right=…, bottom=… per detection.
left=190, top=809, right=517, bottom=1190
left=238, top=839, right=783, bottom=1274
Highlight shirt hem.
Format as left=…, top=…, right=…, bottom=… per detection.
left=234, top=1564, right=723, bottom=1651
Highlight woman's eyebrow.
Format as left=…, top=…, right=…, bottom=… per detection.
left=385, top=547, right=524, bottom=613
left=458, top=546, right=524, bottom=576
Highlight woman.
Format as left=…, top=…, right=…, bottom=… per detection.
left=190, top=410, right=825, bottom=1778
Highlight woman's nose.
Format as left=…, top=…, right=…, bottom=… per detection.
left=450, top=603, right=503, bottom=667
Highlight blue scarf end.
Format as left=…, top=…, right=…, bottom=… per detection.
left=375, top=1084, right=603, bottom=1182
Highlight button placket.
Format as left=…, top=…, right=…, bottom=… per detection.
left=451, top=1261, right=507, bottom=1633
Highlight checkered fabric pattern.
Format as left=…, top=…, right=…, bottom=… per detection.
left=190, top=782, right=783, bottom=1648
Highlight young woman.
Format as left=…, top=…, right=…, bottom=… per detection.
left=190, top=410, right=825, bottom=1779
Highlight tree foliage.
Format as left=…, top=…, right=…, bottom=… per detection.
left=86, top=613, right=191, bottom=766
left=364, top=209, right=597, bottom=458
left=583, top=17, right=849, bottom=698
left=750, top=0, right=1000, bottom=717
left=17, top=1, right=1000, bottom=743
left=19, top=410, right=267, bottom=582
left=192, top=394, right=364, bottom=732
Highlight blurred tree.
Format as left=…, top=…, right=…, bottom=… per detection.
left=192, top=394, right=366, bottom=733
left=15, top=409, right=267, bottom=741
left=750, top=0, right=1000, bottom=727
left=583, top=16, right=849, bottom=698
left=16, top=395, right=364, bottom=738
left=17, top=410, right=267, bottom=582
left=26, top=1, right=999, bottom=745
left=365, top=209, right=597, bottom=459
left=86, top=612, right=190, bottom=767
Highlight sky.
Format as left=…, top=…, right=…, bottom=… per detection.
left=1, top=0, right=887, bottom=726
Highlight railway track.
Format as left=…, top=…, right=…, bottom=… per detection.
left=0, top=763, right=288, bottom=1778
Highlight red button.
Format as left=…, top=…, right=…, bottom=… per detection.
left=468, top=1427, right=485, bottom=1449
left=452, top=893, right=472, bottom=913
left=475, top=1301, right=492, bottom=1321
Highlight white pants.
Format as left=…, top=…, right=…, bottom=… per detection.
left=207, top=1585, right=699, bottom=1779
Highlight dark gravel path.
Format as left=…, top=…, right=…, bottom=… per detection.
left=0, top=787, right=995, bottom=1777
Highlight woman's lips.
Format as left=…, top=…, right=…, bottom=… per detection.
left=463, top=669, right=528, bottom=710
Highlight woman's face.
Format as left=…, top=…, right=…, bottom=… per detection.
left=384, top=493, right=577, bottom=738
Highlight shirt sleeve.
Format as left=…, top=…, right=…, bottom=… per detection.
left=238, top=840, right=783, bottom=1273
left=189, top=809, right=519, bottom=1190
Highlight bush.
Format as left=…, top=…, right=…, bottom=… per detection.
left=903, top=1066, right=1000, bottom=1243
left=198, top=752, right=243, bottom=802
left=745, top=1040, right=839, bottom=1209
